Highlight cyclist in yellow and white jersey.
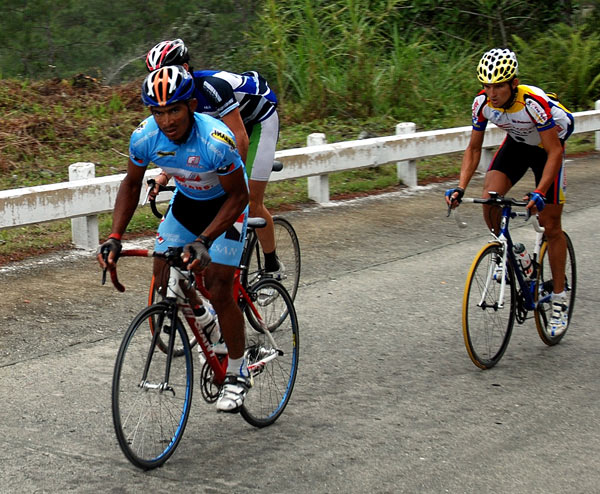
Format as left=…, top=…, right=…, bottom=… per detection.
left=445, top=48, right=575, bottom=337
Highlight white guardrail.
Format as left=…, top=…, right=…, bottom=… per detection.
left=1, top=103, right=600, bottom=250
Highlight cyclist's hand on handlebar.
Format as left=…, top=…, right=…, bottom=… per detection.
left=525, top=190, right=545, bottom=213
left=147, top=173, right=169, bottom=201
left=445, top=187, right=464, bottom=210
left=97, top=237, right=122, bottom=269
left=182, top=240, right=211, bottom=273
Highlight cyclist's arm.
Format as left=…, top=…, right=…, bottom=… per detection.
left=221, top=109, right=249, bottom=163
left=535, top=127, right=563, bottom=196
left=458, top=129, right=485, bottom=190
left=199, top=166, right=249, bottom=242
left=111, top=159, right=147, bottom=237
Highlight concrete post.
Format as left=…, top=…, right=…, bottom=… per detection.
left=395, top=122, right=417, bottom=187
left=69, top=162, right=99, bottom=250
left=478, top=148, right=494, bottom=173
left=307, top=133, right=329, bottom=203
left=596, top=100, right=600, bottom=151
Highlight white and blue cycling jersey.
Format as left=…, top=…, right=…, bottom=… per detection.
left=192, top=70, right=278, bottom=131
left=129, top=112, right=245, bottom=200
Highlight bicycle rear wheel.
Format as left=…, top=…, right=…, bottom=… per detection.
left=241, top=279, right=299, bottom=427
left=112, top=303, right=193, bottom=470
left=244, top=216, right=301, bottom=302
left=463, top=242, right=516, bottom=369
left=535, top=232, right=577, bottom=345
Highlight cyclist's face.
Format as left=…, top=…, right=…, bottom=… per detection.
left=483, top=80, right=517, bottom=107
left=150, top=100, right=195, bottom=142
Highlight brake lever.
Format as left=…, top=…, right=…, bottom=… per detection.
left=100, top=246, right=110, bottom=285
left=446, top=197, right=462, bottom=217
left=141, top=178, right=156, bottom=206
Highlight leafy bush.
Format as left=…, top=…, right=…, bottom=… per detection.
left=513, top=24, right=600, bottom=110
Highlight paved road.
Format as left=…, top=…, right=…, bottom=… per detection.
left=1, top=154, right=599, bottom=493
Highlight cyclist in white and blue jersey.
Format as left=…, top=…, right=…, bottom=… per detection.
left=445, top=48, right=574, bottom=337
left=146, top=39, right=283, bottom=276
left=98, top=66, right=252, bottom=413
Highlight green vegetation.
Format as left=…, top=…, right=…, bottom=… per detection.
left=0, top=1, right=599, bottom=262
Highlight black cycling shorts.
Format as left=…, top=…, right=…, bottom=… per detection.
left=488, top=135, right=566, bottom=204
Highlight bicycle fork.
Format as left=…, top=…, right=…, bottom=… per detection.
left=139, top=303, right=179, bottom=396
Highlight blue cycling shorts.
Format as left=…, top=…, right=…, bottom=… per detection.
left=155, top=191, right=248, bottom=267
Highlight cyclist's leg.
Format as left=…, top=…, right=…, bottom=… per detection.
left=249, top=179, right=275, bottom=253
left=535, top=150, right=567, bottom=294
left=204, top=210, right=253, bottom=412
left=482, top=170, right=512, bottom=233
left=246, top=112, right=280, bottom=272
left=204, top=263, right=245, bottom=357
left=539, top=204, right=566, bottom=293
left=482, top=137, right=528, bottom=234
left=206, top=263, right=251, bottom=412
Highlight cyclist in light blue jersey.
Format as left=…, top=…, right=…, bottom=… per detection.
left=98, top=66, right=252, bottom=413
left=146, top=39, right=283, bottom=276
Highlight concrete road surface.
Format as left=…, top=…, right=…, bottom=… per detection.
left=1, top=154, right=599, bottom=493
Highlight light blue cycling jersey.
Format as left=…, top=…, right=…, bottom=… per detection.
left=128, top=112, right=248, bottom=265
left=129, top=112, right=245, bottom=199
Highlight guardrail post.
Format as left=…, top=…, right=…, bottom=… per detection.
left=69, top=162, right=99, bottom=250
left=307, top=133, right=329, bottom=203
left=596, top=100, right=600, bottom=151
left=478, top=148, right=494, bottom=173
left=395, top=122, right=417, bottom=187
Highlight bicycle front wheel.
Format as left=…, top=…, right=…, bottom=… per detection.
left=463, top=242, right=516, bottom=369
left=241, top=280, right=299, bottom=428
left=112, top=303, right=194, bottom=470
left=245, top=216, right=301, bottom=302
left=535, top=232, right=577, bottom=345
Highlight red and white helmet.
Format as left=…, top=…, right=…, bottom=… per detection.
left=146, top=39, right=190, bottom=72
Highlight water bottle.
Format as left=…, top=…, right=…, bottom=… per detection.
left=513, top=242, right=533, bottom=279
left=192, top=305, right=222, bottom=346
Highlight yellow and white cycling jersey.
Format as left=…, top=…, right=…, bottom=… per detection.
left=472, top=84, right=574, bottom=146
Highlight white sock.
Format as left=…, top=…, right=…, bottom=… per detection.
left=552, top=290, right=566, bottom=300
left=227, top=356, right=249, bottom=377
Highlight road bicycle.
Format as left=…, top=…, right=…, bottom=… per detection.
left=101, top=218, right=299, bottom=470
left=146, top=160, right=301, bottom=303
left=452, top=192, right=576, bottom=369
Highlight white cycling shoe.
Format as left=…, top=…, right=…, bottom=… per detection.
left=216, top=374, right=253, bottom=413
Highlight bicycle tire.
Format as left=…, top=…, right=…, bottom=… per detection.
left=112, top=303, right=194, bottom=470
left=148, top=274, right=197, bottom=355
left=535, top=232, right=577, bottom=346
left=463, top=242, right=516, bottom=369
left=243, top=216, right=301, bottom=302
left=241, top=279, right=299, bottom=427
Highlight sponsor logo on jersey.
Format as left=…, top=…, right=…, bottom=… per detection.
left=187, top=156, right=201, bottom=167
left=525, top=97, right=549, bottom=124
left=203, top=81, right=223, bottom=103
left=224, top=212, right=246, bottom=242
left=157, top=151, right=176, bottom=157
left=131, top=154, right=144, bottom=164
left=134, top=120, right=148, bottom=133
left=210, top=129, right=236, bottom=149
left=472, top=95, right=486, bottom=126
left=216, top=163, right=236, bottom=174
